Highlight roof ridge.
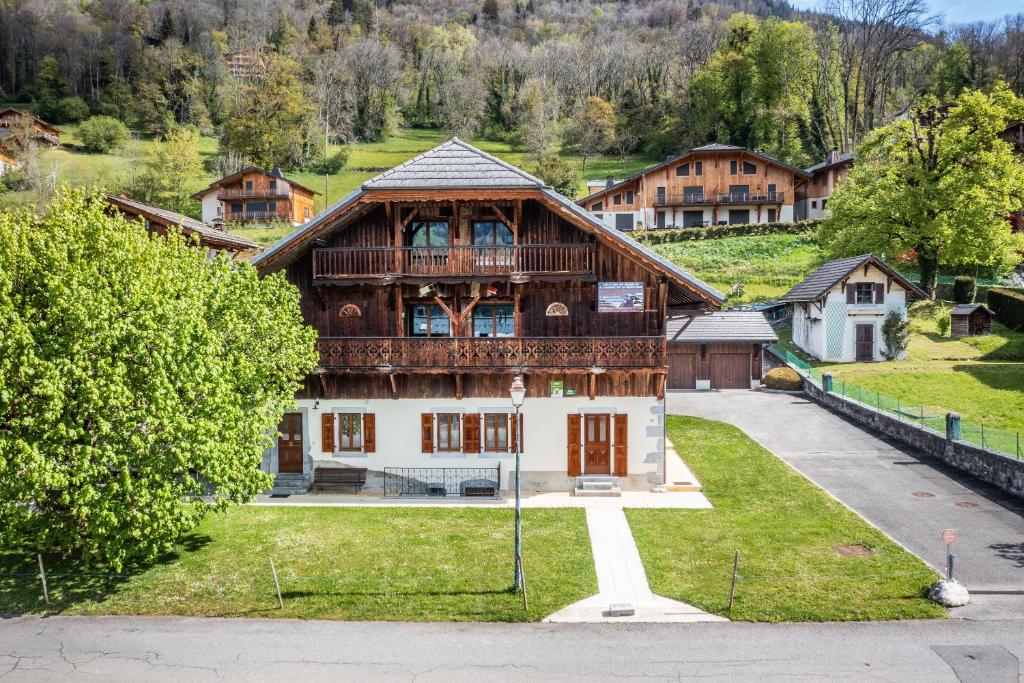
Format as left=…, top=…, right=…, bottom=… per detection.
left=363, top=137, right=545, bottom=189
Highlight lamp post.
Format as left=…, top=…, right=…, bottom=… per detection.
left=509, top=374, right=526, bottom=592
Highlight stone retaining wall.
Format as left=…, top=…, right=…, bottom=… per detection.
left=802, top=377, right=1024, bottom=498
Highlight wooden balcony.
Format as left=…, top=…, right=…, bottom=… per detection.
left=217, top=188, right=293, bottom=200
left=654, top=192, right=786, bottom=207
left=226, top=210, right=292, bottom=223
left=317, top=336, right=665, bottom=370
left=312, top=244, right=595, bottom=280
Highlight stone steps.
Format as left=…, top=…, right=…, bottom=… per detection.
left=573, top=475, right=622, bottom=497
left=270, top=473, right=311, bottom=495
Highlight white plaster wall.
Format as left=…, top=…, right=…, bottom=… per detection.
left=200, top=192, right=221, bottom=224
left=791, top=303, right=826, bottom=360
left=284, top=396, right=665, bottom=490
left=821, top=266, right=909, bottom=362
left=602, top=210, right=639, bottom=231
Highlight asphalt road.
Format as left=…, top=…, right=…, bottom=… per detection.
left=667, top=391, right=1024, bottom=602
left=0, top=615, right=1022, bottom=681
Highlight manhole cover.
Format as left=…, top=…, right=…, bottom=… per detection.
left=834, top=544, right=875, bottom=557
left=912, top=491, right=936, bottom=498
left=955, top=501, right=979, bottom=509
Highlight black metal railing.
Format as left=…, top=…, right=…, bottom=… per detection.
left=384, top=466, right=501, bottom=497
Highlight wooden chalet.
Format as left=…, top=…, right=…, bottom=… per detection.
left=193, top=166, right=318, bottom=226
left=795, top=150, right=854, bottom=220
left=0, top=108, right=61, bottom=147
left=252, top=138, right=729, bottom=495
left=578, top=144, right=811, bottom=231
left=105, top=194, right=258, bottom=255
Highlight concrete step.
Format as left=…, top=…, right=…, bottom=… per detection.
left=573, top=475, right=622, bottom=497
left=271, top=473, right=311, bottom=495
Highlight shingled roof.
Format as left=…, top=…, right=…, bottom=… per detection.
left=666, top=311, right=778, bottom=343
left=781, top=254, right=925, bottom=302
left=364, top=138, right=544, bottom=189
left=106, top=195, right=258, bottom=252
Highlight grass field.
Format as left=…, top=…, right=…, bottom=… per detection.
left=628, top=416, right=944, bottom=622
left=0, top=507, right=596, bottom=622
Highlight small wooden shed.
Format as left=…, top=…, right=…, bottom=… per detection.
left=950, top=304, right=993, bottom=337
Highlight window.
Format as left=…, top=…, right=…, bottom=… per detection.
left=614, top=213, right=633, bottom=231
left=473, top=304, right=514, bottom=337
left=483, top=414, right=509, bottom=451
left=767, top=208, right=777, bottom=222
left=656, top=186, right=666, bottom=202
left=216, top=205, right=223, bottom=216
left=409, top=220, right=449, bottom=247
left=268, top=201, right=276, bottom=213
left=625, top=190, right=633, bottom=203
left=594, top=213, right=603, bottom=220
left=304, top=207, right=311, bottom=219
left=695, top=161, right=703, bottom=176
left=743, top=161, right=757, bottom=175
left=854, top=282, right=875, bottom=304
left=821, top=199, right=827, bottom=211
left=248, top=201, right=267, bottom=213
left=676, top=163, right=689, bottom=177
left=728, top=185, right=749, bottom=201
left=767, top=183, right=777, bottom=200
left=811, top=200, right=817, bottom=209
left=730, top=160, right=737, bottom=175
left=436, top=413, right=462, bottom=452
left=683, top=185, right=703, bottom=201
left=269, top=180, right=277, bottom=192
left=656, top=211, right=666, bottom=229
left=592, top=202, right=603, bottom=211
left=337, top=414, right=363, bottom=451
left=245, top=180, right=253, bottom=191
left=409, top=304, right=451, bottom=337
left=728, top=209, right=750, bottom=225
left=231, top=203, right=242, bottom=213
left=472, top=220, right=513, bottom=246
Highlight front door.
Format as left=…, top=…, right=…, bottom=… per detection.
left=855, top=324, right=874, bottom=362
left=278, top=412, right=304, bottom=473
left=583, top=414, right=611, bottom=474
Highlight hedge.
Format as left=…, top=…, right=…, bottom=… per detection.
left=637, top=219, right=822, bottom=244
left=763, top=367, right=803, bottom=390
left=952, top=276, right=976, bottom=304
left=988, top=287, right=1024, bottom=330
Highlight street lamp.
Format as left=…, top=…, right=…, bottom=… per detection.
left=509, top=374, right=526, bottom=592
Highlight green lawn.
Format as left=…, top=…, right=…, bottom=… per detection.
left=628, top=416, right=944, bottom=622
left=0, top=506, right=596, bottom=622
left=651, top=232, right=825, bottom=305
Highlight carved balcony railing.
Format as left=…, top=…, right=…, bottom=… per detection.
left=317, top=336, right=665, bottom=370
left=311, top=244, right=595, bottom=279
left=225, top=210, right=292, bottom=223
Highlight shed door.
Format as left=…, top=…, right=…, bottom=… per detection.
left=709, top=352, right=750, bottom=389
left=855, top=324, right=874, bottom=362
left=667, top=350, right=697, bottom=389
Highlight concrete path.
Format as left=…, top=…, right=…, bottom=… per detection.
left=668, top=390, right=1024, bottom=616
left=545, top=507, right=726, bottom=623
left=3, top=615, right=1022, bottom=681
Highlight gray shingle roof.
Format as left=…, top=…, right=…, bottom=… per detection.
left=804, top=151, right=855, bottom=174
left=951, top=304, right=992, bottom=316
left=780, top=254, right=926, bottom=302
left=666, top=311, right=778, bottom=343
left=691, top=143, right=743, bottom=152
left=364, top=138, right=544, bottom=189
left=106, top=195, right=258, bottom=251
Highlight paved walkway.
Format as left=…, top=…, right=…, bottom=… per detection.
left=254, top=490, right=711, bottom=508
left=668, top=390, right=1024, bottom=617
left=545, top=507, right=726, bottom=623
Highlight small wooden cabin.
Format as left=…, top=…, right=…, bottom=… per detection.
left=950, top=304, right=993, bottom=337
left=0, top=108, right=61, bottom=146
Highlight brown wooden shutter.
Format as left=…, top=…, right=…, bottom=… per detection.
left=363, top=413, right=376, bottom=453
left=613, top=413, right=628, bottom=476
left=321, top=413, right=335, bottom=453
left=509, top=413, right=523, bottom=453
left=420, top=413, right=433, bottom=453
left=846, top=284, right=856, bottom=304
left=874, top=282, right=885, bottom=304
left=567, top=414, right=581, bottom=476
left=463, top=413, right=480, bottom=454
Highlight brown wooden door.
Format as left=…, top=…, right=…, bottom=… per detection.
left=583, top=414, right=611, bottom=475
left=278, top=412, right=304, bottom=473
left=667, top=350, right=697, bottom=389
left=709, top=352, right=750, bottom=389
left=855, top=324, right=874, bottom=362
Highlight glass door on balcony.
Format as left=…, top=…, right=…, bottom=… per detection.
left=472, top=304, right=514, bottom=337
left=407, top=304, right=451, bottom=337
left=407, top=221, right=449, bottom=274
left=728, top=185, right=749, bottom=203
left=472, top=221, right=514, bottom=269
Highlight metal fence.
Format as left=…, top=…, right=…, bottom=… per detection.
left=768, top=344, right=1023, bottom=460
left=383, top=466, right=501, bottom=498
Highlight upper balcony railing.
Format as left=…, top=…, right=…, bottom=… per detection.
left=226, top=210, right=292, bottom=223
left=218, top=188, right=293, bottom=200
left=654, top=191, right=786, bottom=206
left=312, top=244, right=595, bottom=279
left=317, top=336, right=665, bottom=370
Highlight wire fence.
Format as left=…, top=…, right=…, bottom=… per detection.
left=768, top=344, right=1023, bottom=460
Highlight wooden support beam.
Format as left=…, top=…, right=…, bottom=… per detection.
left=400, top=206, right=421, bottom=229
left=395, top=286, right=404, bottom=336
left=318, top=373, right=328, bottom=397
left=656, top=372, right=666, bottom=400
left=455, top=374, right=463, bottom=400
left=589, top=372, right=596, bottom=401
left=389, top=373, right=399, bottom=400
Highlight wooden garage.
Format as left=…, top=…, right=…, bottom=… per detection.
left=666, top=312, right=779, bottom=390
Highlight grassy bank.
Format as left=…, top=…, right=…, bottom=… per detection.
left=628, top=416, right=944, bottom=622
left=0, top=507, right=596, bottom=622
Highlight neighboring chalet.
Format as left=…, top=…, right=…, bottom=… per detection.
left=782, top=254, right=925, bottom=363
left=193, top=166, right=319, bottom=226
left=0, top=151, right=15, bottom=175
left=579, top=144, right=811, bottom=231
left=0, top=108, right=61, bottom=146
left=795, top=150, right=854, bottom=221
left=251, top=138, right=739, bottom=495
left=106, top=194, right=258, bottom=255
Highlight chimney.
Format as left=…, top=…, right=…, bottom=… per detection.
left=666, top=154, right=674, bottom=162
left=605, top=176, right=614, bottom=189
left=826, top=148, right=839, bottom=165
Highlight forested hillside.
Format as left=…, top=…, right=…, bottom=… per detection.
left=2, top=0, right=1024, bottom=173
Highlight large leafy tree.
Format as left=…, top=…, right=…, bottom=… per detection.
left=0, top=191, right=318, bottom=569
left=820, top=88, right=1024, bottom=297
left=123, top=126, right=205, bottom=218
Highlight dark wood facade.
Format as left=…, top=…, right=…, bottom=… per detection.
left=667, top=342, right=763, bottom=390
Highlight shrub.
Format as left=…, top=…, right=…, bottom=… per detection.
left=57, top=96, right=90, bottom=123
left=79, top=115, right=130, bottom=153
left=936, top=315, right=951, bottom=336
left=952, top=276, right=976, bottom=304
left=0, top=168, right=31, bottom=192
left=534, top=155, right=582, bottom=197
left=311, top=147, right=350, bottom=175
left=988, top=287, right=1024, bottom=330
left=881, top=310, right=909, bottom=360
left=639, top=219, right=822, bottom=244
left=763, top=367, right=803, bottom=390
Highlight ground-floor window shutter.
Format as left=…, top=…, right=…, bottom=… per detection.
left=321, top=413, right=334, bottom=453
left=567, top=414, right=581, bottom=476
left=613, top=414, right=628, bottom=476
left=463, top=413, right=481, bottom=453
left=363, top=413, right=376, bottom=453
left=421, top=413, right=433, bottom=453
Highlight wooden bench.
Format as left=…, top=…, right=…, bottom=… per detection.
left=312, top=467, right=368, bottom=493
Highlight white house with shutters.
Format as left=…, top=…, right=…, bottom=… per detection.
left=781, top=254, right=925, bottom=363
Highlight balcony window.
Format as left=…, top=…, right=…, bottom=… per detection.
left=409, top=221, right=449, bottom=247
left=730, top=160, right=737, bottom=175
left=684, top=185, right=703, bottom=201
left=472, top=221, right=513, bottom=246
left=269, top=180, right=277, bottom=192
left=249, top=201, right=267, bottom=213
left=408, top=304, right=451, bottom=337
left=473, top=304, right=514, bottom=337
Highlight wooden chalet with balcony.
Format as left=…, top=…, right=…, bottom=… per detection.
left=105, top=194, right=258, bottom=255
left=0, top=108, right=61, bottom=147
left=579, top=143, right=811, bottom=231
left=252, top=138, right=728, bottom=495
left=794, top=149, right=854, bottom=220
left=193, top=166, right=318, bottom=226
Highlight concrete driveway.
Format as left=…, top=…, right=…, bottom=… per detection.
left=667, top=391, right=1024, bottom=603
